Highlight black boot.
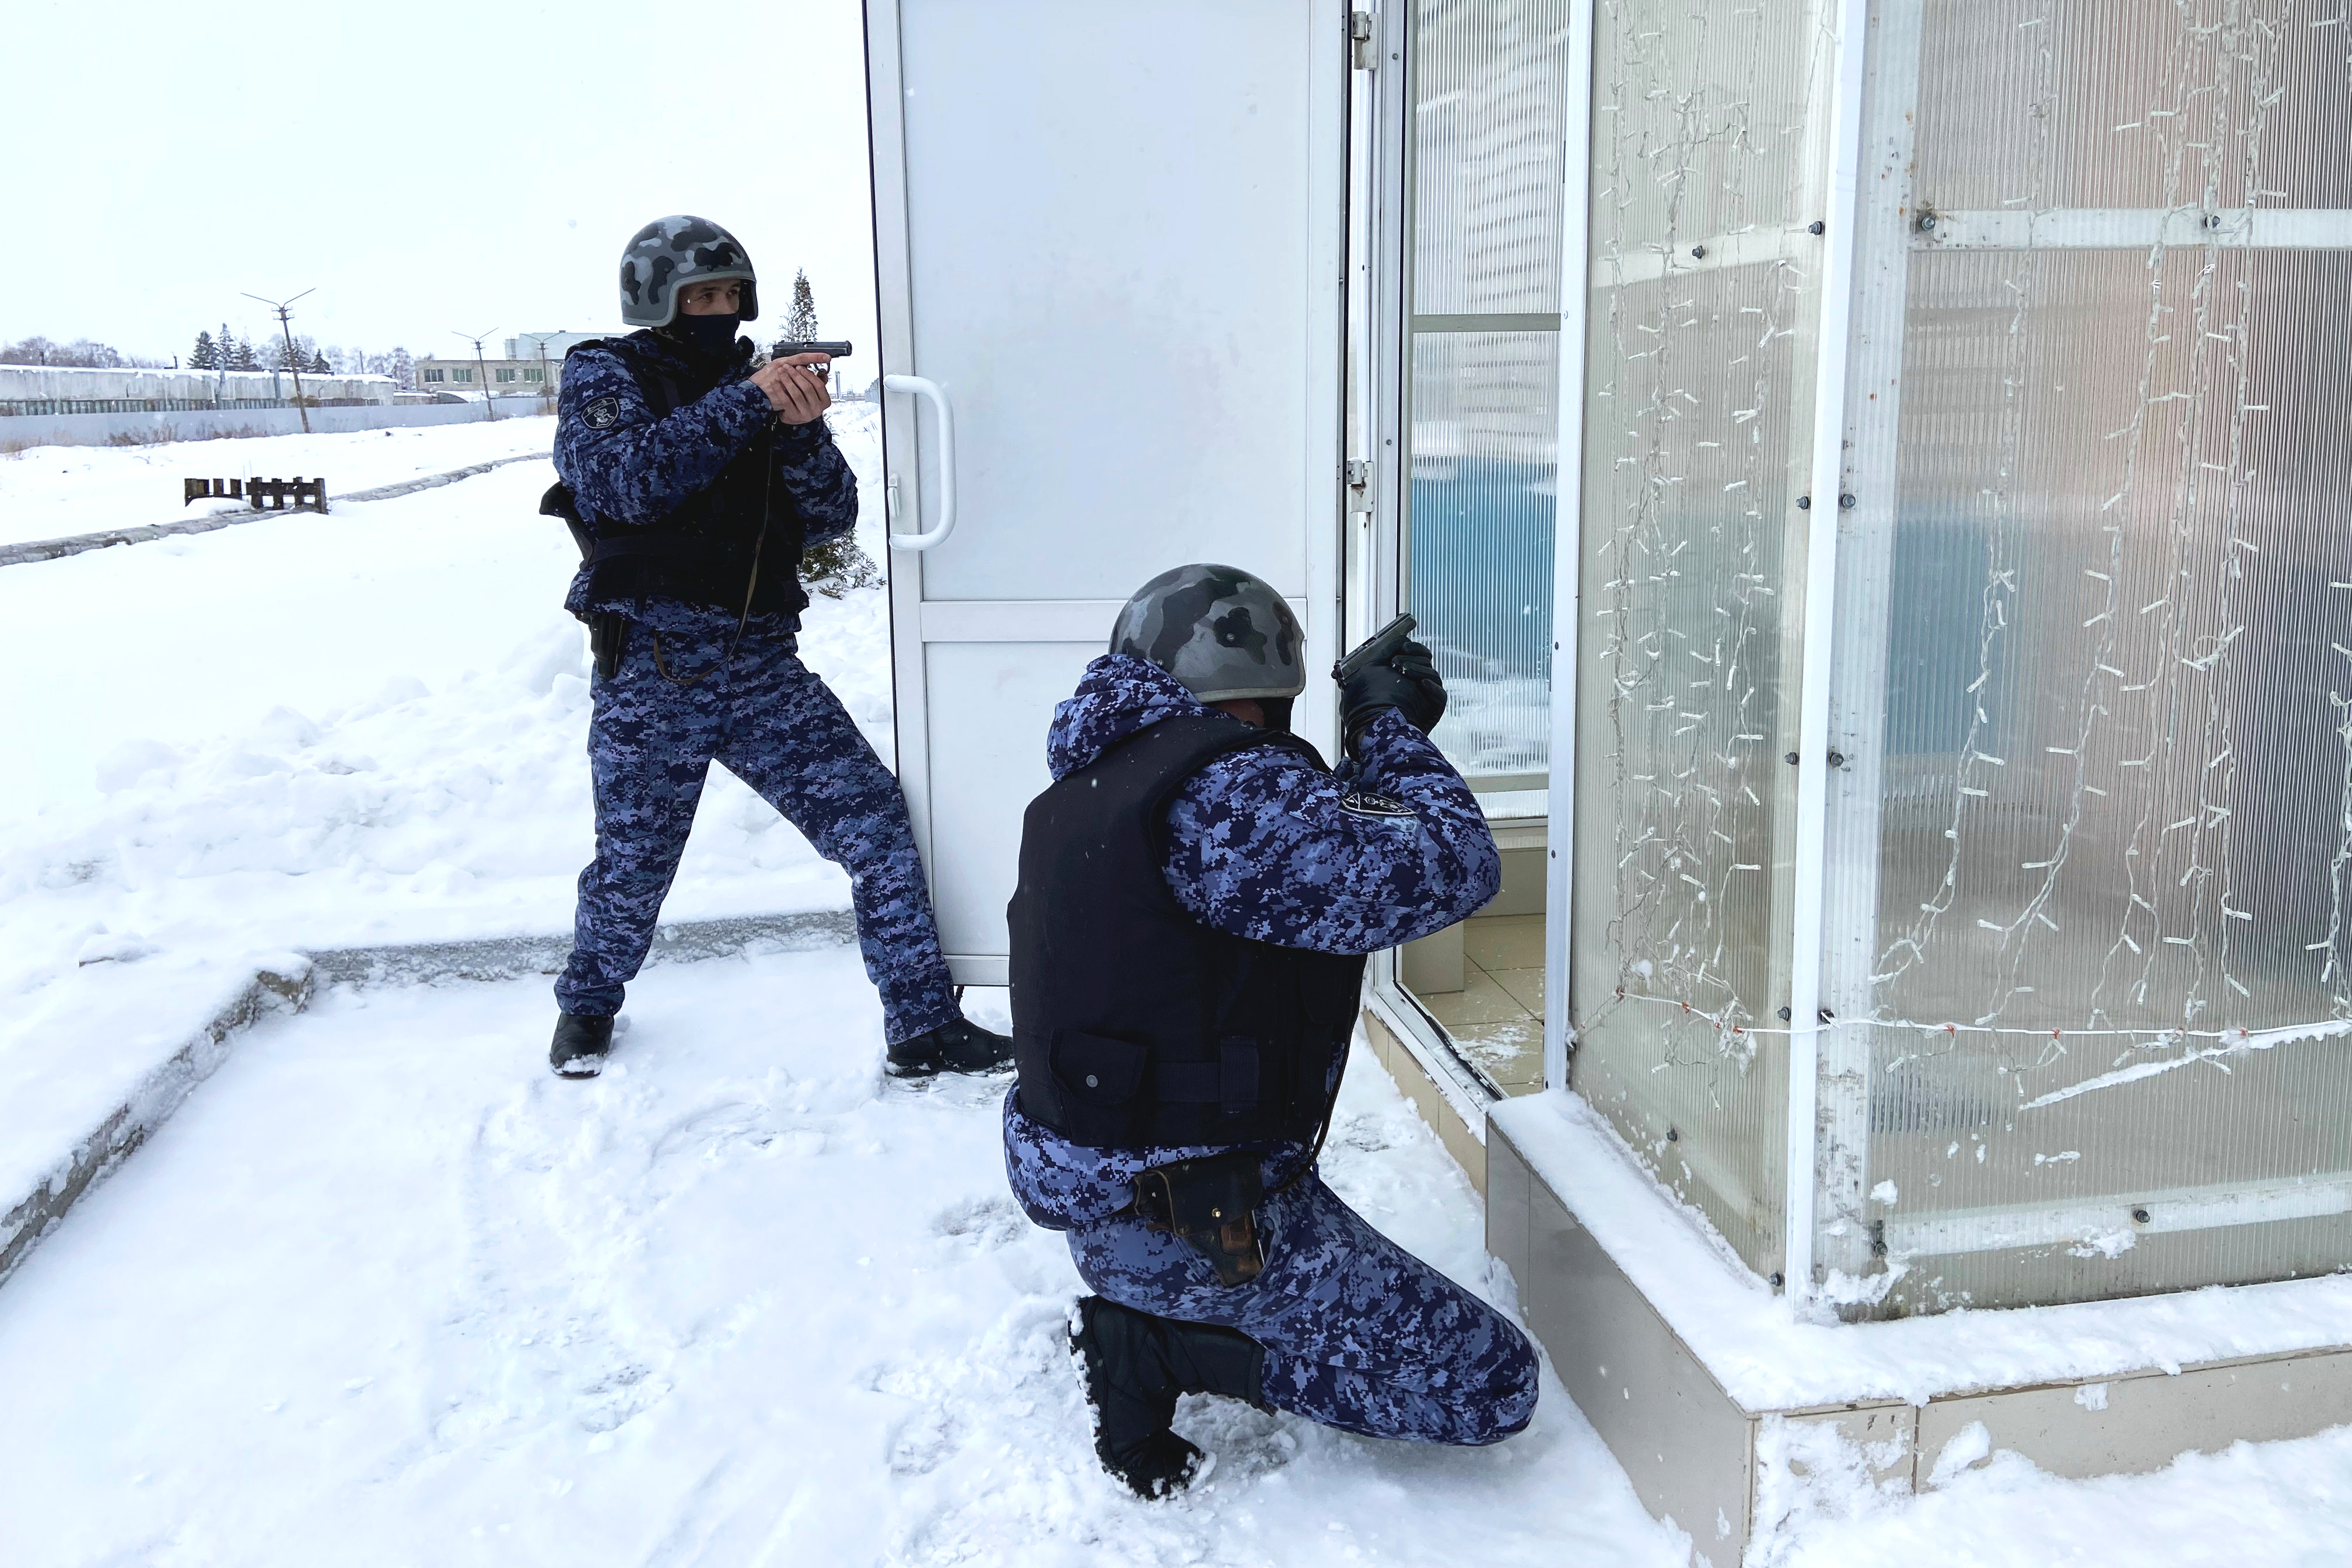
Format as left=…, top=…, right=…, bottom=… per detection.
left=1069, top=1295, right=1266, bottom=1499
left=548, top=1013, right=615, bottom=1078
left=886, top=1017, right=1014, bottom=1079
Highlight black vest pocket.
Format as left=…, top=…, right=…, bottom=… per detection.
left=1051, top=1031, right=1149, bottom=1109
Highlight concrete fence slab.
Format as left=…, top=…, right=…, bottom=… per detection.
left=0, top=397, right=547, bottom=450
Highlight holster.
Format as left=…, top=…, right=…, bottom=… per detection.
left=1132, top=1150, right=1266, bottom=1287
left=541, top=481, right=597, bottom=561
left=589, top=611, right=631, bottom=681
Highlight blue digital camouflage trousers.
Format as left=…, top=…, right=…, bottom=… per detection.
left=555, top=614, right=962, bottom=1045
left=1004, top=1096, right=1539, bottom=1445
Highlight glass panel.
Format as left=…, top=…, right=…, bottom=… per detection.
left=1406, top=0, right=1573, bottom=787
left=1411, top=0, right=1574, bottom=316
left=1566, top=0, right=1838, bottom=1276
left=1409, top=329, right=1558, bottom=777
left=1395, top=0, right=1572, bottom=1101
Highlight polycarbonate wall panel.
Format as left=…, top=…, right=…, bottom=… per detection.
left=1565, top=0, right=1837, bottom=1276
left=1825, top=1, right=2352, bottom=1314
left=1406, top=0, right=1572, bottom=782
left=1914, top=1, right=2352, bottom=212
left=1411, top=0, right=1573, bottom=315
left=1408, top=330, right=1558, bottom=776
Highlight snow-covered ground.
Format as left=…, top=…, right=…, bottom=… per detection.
left=3, top=415, right=2350, bottom=1564
left=0, top=416, right=564, bottom=547
left=7, top=956, right=2348, bottom=1567
left=0, top=411, right=887, bottom=1005
left=0, top=956, right=1689, bottom=1566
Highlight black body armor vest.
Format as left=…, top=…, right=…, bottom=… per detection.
left=1008, top=714, right=1370, bottom=1150
left=549, top=335, right=808, bottom=618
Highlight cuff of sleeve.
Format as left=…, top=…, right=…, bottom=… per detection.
left=772, top=415, right=830, bottom=452
left=713, top=379, right=775, bottom=438
left=1353, top=706, right=1433, bottom=768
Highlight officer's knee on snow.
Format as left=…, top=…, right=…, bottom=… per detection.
left=1460, top=1322, right=1541, bottom=1445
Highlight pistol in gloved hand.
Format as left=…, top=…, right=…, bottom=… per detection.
left=1335, top=613, right=1448, bottom=751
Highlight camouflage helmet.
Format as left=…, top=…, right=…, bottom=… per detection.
left=1110, top=564, right=1306, bottom=703
left=618, top=215, right=759, bottom=330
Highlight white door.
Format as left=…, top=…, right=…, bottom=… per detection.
left=866, top=0, right=1353, bottom=984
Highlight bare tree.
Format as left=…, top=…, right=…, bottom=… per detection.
left=1, top=336, right=129, bottom=368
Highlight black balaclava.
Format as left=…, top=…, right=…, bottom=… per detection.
left=670, top=310, right=742, bottom=358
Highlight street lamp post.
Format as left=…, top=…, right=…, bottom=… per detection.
left=452, top=328, right=500, bottom=421
left=242, top=288, right=317, bottom=433
left=518, top=332, right=563, bottom=415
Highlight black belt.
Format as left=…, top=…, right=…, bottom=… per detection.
left=588, top=534, right=740, bottom=565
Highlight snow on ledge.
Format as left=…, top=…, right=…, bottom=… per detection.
left=1487, top=1089, right=2352, bottom=1411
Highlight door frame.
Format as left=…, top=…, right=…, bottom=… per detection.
left=863, top=0, right=1357, bottom=984
left=862, top=0, right=939, bottom=898
left=1354, top=0, right=1600, bottom=1132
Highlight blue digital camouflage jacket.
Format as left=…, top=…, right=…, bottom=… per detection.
left=553, top=328, right=856, bottom=629
left=1005, top=653, right=1501, bottom=1229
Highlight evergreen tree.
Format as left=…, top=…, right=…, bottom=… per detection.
left=309, top=347, right=332, bottom=374
left=218, top=323, right=241, bottom=374
left=267, top=332, right=318, bottom=373
left=800, top=533, right=883, bottom=598
left=228, top=335, right=262, bottom=370
left=783, top=269, right=820, bottom=344
left=189, top=331, right=218, bottom=370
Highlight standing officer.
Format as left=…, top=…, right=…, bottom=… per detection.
left=543, top=214, right=1010, bottom=1082
left=1003, top=564, right=1539, bottom=1497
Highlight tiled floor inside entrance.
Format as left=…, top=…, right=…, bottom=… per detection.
left=1413, top=912, right=1545, bottom=1095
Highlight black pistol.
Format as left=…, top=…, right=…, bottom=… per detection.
left=1332, top=612, right=1419, bottom=685
left=772, top=340, right=853, bottom=361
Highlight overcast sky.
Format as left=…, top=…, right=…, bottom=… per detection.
left=9, top=0, right=877, bottom=368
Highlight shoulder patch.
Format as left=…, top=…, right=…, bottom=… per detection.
left=583, top=394, right=620, bottom=430
left=1339, top=788, right=1416, bottom=821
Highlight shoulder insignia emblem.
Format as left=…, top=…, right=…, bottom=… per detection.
left=1339, top=788, right=1416, bottom=821
left=583, top=395, right=620, bottom=430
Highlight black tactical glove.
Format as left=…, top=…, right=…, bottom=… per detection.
left=1340, top=636, right=1447, bottom=750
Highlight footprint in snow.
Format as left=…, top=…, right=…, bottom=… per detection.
left=575, top=1362, right=671, bottom=1434
left=888, top=1405, right=963, bottom=1476
left=930, top=1196, right=1027, bottom=1250
left=648, top=1100, right=781, bottom=1163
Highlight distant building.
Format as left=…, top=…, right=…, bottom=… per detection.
left=504, top=331, right=603, bottom=364
left=413, top=355, right=555, bottom=396
left=414, top=331, right=608, bottom=399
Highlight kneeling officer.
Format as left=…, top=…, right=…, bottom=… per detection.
left=544, top=214, right=1009, bottom=1081
left=1004, top=564, right=1539, bottom=1497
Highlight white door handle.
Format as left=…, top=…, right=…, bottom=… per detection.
left=883, top=373, right=956, bottom=551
